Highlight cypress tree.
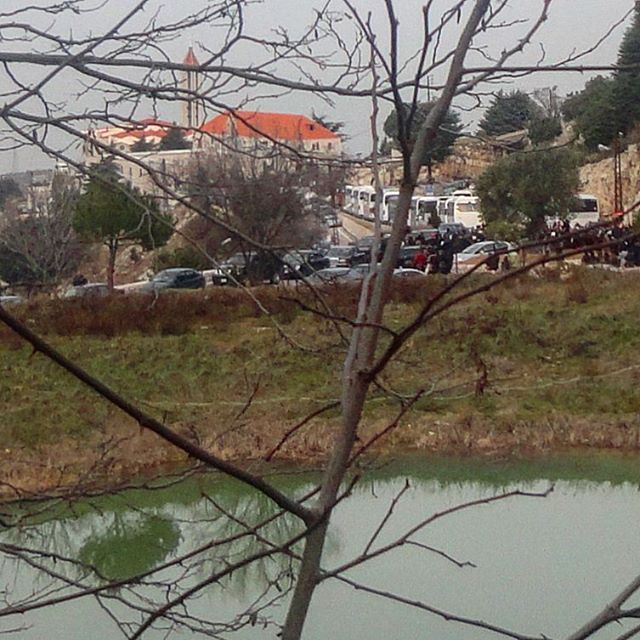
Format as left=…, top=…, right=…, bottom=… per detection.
left=614, top=3, right=640, bottom=134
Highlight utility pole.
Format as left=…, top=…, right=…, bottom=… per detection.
left=613, top=133, right=623, bottom=218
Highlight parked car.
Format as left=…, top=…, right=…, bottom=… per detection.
left=350, top=235, right=391, bottom=265
left=281, top=250, right=330, bottom=280
left=454, top=241, right=515, bottom=271
left=323, top=212, right=342, bottom=228
left=210, top=251, right=284, bottom=286
left=393, top=268, right=428, bottom=279
left=409, top=228, right=440, bottom=246
left=325, top=245, right=355, bottom=268
left=243, top=252, right=288, bottom=284
left=63, top=283, right=112, bottom=299
left=151, top=268, right=205, bottom=290
left=455, top=241, right=514, bottom=263
left=438, top=223, right=472, bottom=252
left=438, top=222, right=467, bottom=237
left=344, top=263, right=374, bottom=280
left=209, top=253, right=249, bottom=286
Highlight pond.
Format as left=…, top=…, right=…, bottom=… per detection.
left=3, top=453, right=640, bottom=639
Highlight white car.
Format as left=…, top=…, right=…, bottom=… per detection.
left=62, top=283, right=112, bottom=298
left=455, top=241, right=515, bottom=264
left=393, top=268, right=428, bottom=279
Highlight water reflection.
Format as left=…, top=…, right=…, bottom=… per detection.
left=78, top=514, right=180, bottom=581
left=5, top=482, right=309, bottom=579
left=3, top=453, right=640, bottom=639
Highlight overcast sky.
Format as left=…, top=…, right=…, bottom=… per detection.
left=0, top=0, right=635, bottom=174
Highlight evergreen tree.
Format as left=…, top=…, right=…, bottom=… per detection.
left=477, top=148, right=579, bottom=238
left=158, top=126, right=190, bottom=151
left=528, top=115, right=563, bottom=145
left=73, top=162, right=173, bottom=289
left=613, top=4, right=640, bottom=135
left=478, top=90, right=542, bottom=137
left=383, top=101, right=463, bottom=175
left=131, top=137, right=155, bottom=152
left=573, top=77, right=619, bottom=150
left=562, top=8, right=640, bottom=147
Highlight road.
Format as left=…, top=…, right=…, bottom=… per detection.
left=333, top=211, right=389, bottom=244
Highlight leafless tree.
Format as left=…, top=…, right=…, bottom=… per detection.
left=187, top=151, right=327, bottom=256
left=0, top=2, right=638, bottom=640
left=0, top=172, right=84, bottom=287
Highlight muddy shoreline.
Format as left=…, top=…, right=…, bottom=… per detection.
left=3, top=413, right=640, bottom=501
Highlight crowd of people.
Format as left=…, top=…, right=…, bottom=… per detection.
left=399, top=218, right=640, bottom=275
left=543, top=220, right=640, bottom=268
left=403, top=227, right=484, bottom=274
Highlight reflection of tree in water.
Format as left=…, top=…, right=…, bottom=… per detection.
left=79, top=514, right=180, bottom=581
left=0, top=474, right=340, bottom=635
left=189, top=487, right=309, bottom=599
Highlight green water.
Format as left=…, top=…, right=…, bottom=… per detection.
left=3, top=452, right=640, bottom=639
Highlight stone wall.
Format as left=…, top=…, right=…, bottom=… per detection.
left=349, top=136, right=499, bottom=187
left=579, top=144, right=640, bottom=222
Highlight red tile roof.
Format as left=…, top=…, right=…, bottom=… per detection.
left=201, top=111, right=339, bottom=141
left=108, top=119, right=193, bottom=140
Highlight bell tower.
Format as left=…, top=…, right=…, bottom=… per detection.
left=181, top=47, right=204, bottom=129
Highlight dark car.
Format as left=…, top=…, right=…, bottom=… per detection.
left=350, top=235, right=390, bottom=265
left=282, top=250, right=331, bottom=280
left=246, top=252, right=285, bottom=284
left=325, top=245, right=356, bottom=268
left=438, top=222, right=466, bottom=237
left=152, top=268, right=205, bottom=290
left=210, top=251, right=284, bottom=286
left=210, top=253, right=249, bottom=286
left=408, top=228, right=440, bottom=247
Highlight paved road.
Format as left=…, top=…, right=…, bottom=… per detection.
left=336, top=211, right=388, bottom=243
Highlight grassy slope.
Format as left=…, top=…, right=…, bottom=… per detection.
left=1, top=267, right=640, bottom=493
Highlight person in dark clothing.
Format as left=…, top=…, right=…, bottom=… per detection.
left=427, top=248, right=439, bottom=274
left=486, top=252, right=500, bottom=271
left=438, top=238, right=454, bottom=274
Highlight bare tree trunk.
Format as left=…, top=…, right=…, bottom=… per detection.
left=281, top=3, right=492, bottom=638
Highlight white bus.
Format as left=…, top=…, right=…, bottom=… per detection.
left=343, top=185, right=355, bottom=213
left=412, top=195, right=440, bottom=229
left=355, top=185, right=376, bottom=220
left=441, top=195, right=482, bottom=229
left=382, top=189, right=400, bottom=224
left=569, top=193, right=599, bottom=227
left=546, top=194, right=600, bottom=229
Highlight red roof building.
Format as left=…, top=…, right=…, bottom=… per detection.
left=200, top=110, right=341, bottom=155
left=84, top=53, right=342, bottom=164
